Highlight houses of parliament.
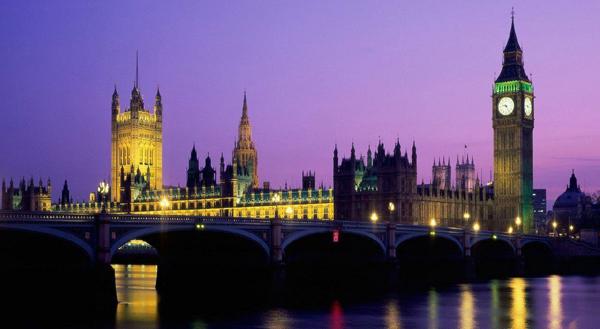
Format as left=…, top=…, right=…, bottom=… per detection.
left=4, top=18, right=535, bottom=232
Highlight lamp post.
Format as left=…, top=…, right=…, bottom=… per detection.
left=473, top=222, right=480, bottom=233
left=429, top=218, right=437, bottom=237
left=160, top=197, right=170, bottom=216
left=515, top=216, right=522, bottom=234
left=97, top=181, right=110, bottom=213
left=552, top=220, right=558, bottom=237
left=569, top=224, right=574, bottom=235
left=388, top=202, right=395, bottom=222
left=271, top=193, right=281, bottom=219
left=508, top=226, right=514, bottom=234
left=370, top=211, right=379, bottom=223
left=463, top=212, right=471, bottom=230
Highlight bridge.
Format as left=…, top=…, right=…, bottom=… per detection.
left=0, top=211, right=598, bottom=306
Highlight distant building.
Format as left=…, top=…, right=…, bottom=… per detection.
left=532, top=189, right=547, bottom=232
left=550, top=171, right=600, bottom=236
left=334, top=142, right=494, bottom=227
left=1, top=178, right=52, bottom=211
left=432, top=158, right=451, bottom=190
left=456, top=156, right=476, bottom=192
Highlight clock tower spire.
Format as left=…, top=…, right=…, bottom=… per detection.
left=492, top=13, right=534, bottom=232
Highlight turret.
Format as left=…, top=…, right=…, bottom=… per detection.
left=61, top=180, right=70, bottom=206
left=333, top=145, right=338, bottom=174
left=187, top=145, right=200, bottom=190
left=350, top=143, right=356, bottom=172
left=155, top=87, right=162, bottom=121
left=411, top=141, right=417, bottom=167
left=367, top=145, right=372, bottom=168
left=112, top=86, right=120, bottom=116
left=219, top=153, right=225, bottom=179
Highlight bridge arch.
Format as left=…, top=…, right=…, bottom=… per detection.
left=471, top=236, right=516, bottom=253
left=521, top=238, right=553, bottom=250
left=395, top=232, right=464, bottom=254
left=110, top=225, right=270, bottom=259
left=281, top=228, right=386, bottom=256
left=0, top=223, right=94, bottom=261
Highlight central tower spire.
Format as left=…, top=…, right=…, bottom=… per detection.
left=233, top=91, right=258, bottom=189
left=135, top=51, right=139, bottom=89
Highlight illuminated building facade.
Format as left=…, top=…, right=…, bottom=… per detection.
left=111, top=57, right=163, bottom=202
left=2, top=178, right=52, bottom=211
left=334, top=143, right=495, bottom=228
left=492, top=16, right=534, bottom=232
left=49, top=18, right=531, bottom=231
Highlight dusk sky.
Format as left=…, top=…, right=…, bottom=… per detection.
left=2, top=1, right=600, bottom=207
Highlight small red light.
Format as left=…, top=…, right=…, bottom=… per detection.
left=333, top=230, right=339, bottom=243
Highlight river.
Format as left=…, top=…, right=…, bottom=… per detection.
left=108, top=264, right=600, bottom=329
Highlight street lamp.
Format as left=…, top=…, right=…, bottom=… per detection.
left=569, top=224, right=574, bottom=232
left=552, top=220, right=558, bottom=236
left=463, top=212, right=471, bottom=230
left=473, top=222, right=480, bottom=233
left=370, top=211, right=379, bottom=222
left=430, top=218, right=437, bottom=228
left=388, top=202, right=395, bottom=221
left=271, top=193, right=281, bottom=218
left=160, top=197, right=170, bottom=215
left=97, top=181, right=110, bottom=213
left=508, top=226, right=514, bottom=234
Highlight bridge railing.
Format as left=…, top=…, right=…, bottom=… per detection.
left=0, top=211, right=95, bottom=222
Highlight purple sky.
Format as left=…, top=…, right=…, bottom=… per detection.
left=1, top=1, right=600, bottom=207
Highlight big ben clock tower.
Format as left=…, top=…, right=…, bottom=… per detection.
left=493, top=15, right=534, bottom=232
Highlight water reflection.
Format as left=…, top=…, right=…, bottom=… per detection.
left=113, top=264, right=159, bottom=328
left=489, top=279, right=501, bottom=329
left=384, top=299, right=401, bottom=329
left=548, top=275, right=562, bottom=329
left=459, top=284, right=476, bottom=329
left=264, top=308, right=293, bottom=329
left=428, top=288, right=438, bottom=329
left=509, top=277, right=528, bottom=329
left=107, top=265, right=594, bottom=329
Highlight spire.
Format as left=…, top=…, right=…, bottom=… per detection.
left=242, top=90, right=248, bottom=118
left=190, top=144, right=197, bottom=160
left=496, top=11, right=529, bottom=82
left=504, top=9, right=522, bottom=52
left=568, top=169, right=579, bottom=192
left=135, top=50, right=139, bottom=89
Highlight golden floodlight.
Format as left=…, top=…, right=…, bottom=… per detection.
left=370, top=212, right=379, bottom=222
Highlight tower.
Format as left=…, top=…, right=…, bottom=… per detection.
left=111, top=54, right=163, bottom=202
left=233, top=92, right=258, bottom=188
left=432, top=157, right=451, bottom=190
left=492, top=15, right=534, bottom=232
left=455, top=155, right=476, bottom=191
left=186, top=145, right=200, bottom=190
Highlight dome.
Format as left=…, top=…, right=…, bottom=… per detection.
left=554, top=190, right=585, bottom=209
left=553, top=171, right=584, bottom=209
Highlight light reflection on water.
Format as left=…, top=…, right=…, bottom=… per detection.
left=112, top=265, right=599, bottom=329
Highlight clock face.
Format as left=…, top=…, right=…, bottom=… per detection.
left=524, top=97, right=533, bottom=117
left=498, top=97, right=515, bottom=116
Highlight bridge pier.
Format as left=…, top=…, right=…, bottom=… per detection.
left=463, top=232, right=475, bottom=279
left=270, top=219, right=283, bottom=265
left=386, top=222, right=396, bottom=262
left=93, top=213, right=117, bottom=306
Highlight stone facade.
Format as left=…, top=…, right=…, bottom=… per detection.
left=110, top=57, right=163, bottom=201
